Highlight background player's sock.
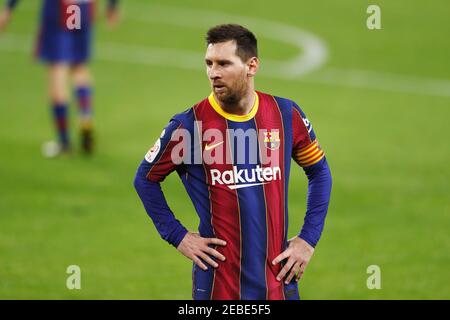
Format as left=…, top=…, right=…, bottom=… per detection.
left=75, top=86, right=94, bottom=154
left=75, top=86, right=93, bottom=129
left=52, top=103, right=70, bottom=149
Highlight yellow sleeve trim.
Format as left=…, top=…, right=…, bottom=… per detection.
left=296, top=140, right=318, bottom=156
left=294, top=140, right=325, bottom=167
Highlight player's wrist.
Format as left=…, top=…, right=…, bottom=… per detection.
left=297, top=234, right=316, bottom=249
left=173, top=228, right=189, bottom=249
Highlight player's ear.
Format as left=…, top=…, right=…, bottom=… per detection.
left=247, top=57, right=259, bottom=77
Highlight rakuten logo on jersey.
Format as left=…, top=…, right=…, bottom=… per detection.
left=210, top=165, right=281, bottom=190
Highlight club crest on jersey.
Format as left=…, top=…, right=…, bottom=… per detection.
left=263, top=130, right=280, bottom=150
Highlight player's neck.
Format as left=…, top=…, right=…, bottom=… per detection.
left=218, top=89, right=256, bottom=116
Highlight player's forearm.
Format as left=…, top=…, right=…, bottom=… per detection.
left=298, top=157, right=332, bottom=247
left=5, top=0, right=19, bottom=10
left=134, top=160, right=188, bottom=248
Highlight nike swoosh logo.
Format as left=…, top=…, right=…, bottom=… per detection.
left=204, top=141, right=224, bottom=151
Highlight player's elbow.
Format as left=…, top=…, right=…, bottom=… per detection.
left=324, top=158, right=332, bottom=184
left=322, top=157, right=333, bottom=191
left=133, top=172, right=142, bottom=193
left=133, top=163, right=148, bottom=194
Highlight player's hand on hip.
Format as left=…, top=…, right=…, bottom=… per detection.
left=0, top=9, right=12, bottom=33
left=272, top=236, right=314, bottom=284
left=177, top=232, right=227, bottom=271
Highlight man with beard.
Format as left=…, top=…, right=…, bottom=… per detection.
left=134, top=24, right=332, bottom=300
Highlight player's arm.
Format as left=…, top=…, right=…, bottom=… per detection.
left=133, top=119, right=226, bottom=271
left=292, top=104, right=332, bottom=249
left=105, top=0, right=119, bottom=28
left=273, top=102, right=332, bottom=284
left=0, top=0, right=19, bottom=32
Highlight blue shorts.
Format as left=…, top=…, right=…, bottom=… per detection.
left=35, top=25, right=92, bottom=64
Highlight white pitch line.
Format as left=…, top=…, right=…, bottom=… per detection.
left=307, top=67, right=450, bottom=98
left=0, top=1, right=329, bottom=78
left=1, top=2, right=449, bottom=98
left=127, top=2, right=329, bottom=78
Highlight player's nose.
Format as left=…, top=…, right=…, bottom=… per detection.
left=208, top=65, right=221, bottom=80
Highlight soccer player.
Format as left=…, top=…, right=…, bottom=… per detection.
left=134, top=24, right=332, bottom=300
left=0, top=0, right=119, bottom=156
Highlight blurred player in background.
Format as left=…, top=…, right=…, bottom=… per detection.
left=0, top=0, right=119, bottom=156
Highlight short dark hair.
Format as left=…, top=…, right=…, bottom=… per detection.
left=206, top=24, right=258, bottom=62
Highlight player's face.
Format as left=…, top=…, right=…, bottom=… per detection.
left=205, top=40, right=255, bottom=105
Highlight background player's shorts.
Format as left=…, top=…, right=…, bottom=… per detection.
left=35, top=26, right=92, bottom=64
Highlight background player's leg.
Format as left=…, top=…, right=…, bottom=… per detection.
left=46, top=63, right=71, bottom=155
left=72, top=63, right=94, bottom=154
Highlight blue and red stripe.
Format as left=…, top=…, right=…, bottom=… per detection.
left=227, top=118, right=268, bottom=299
left=255, top=92, right=286, bottom=299
left=194, top=101, right=241, bottom=300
